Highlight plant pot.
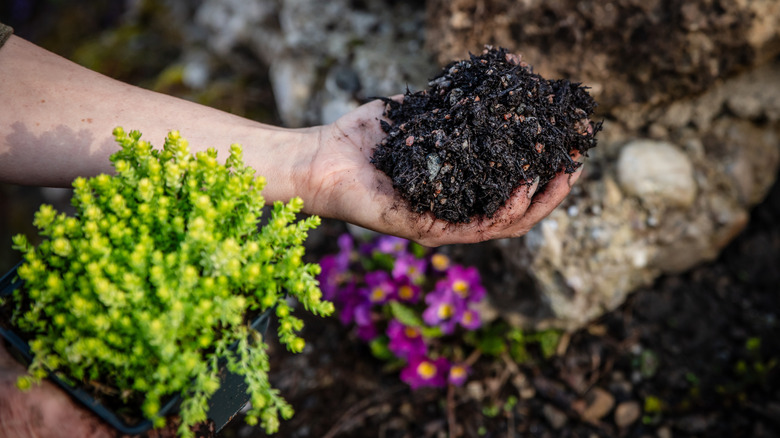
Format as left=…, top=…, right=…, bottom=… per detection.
left=0, top=262, right=272, bottom=435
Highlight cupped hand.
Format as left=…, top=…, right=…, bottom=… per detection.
left=0, top=342, right=198, bottom=438
left=308, top=98, right=584, bottom=247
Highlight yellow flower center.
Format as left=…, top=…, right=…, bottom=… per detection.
left=437, top=303, right=455, bottom=319
left=404, top=327, right=420, bottom=338
left=370, top=287, right=386, bottom=302
left=431, top=254, right=450, bottom=270
left=417, top=361, right=436, bottom=379
left=399, top=285, right=414, bottom=300
left=453, top=280, right=469, bottom=298
left=450, top=366, right=466, bottom=379
left=462, top=311, right=473, bottom=324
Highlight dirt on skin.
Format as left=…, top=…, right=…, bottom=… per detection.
left=371, top=46, right=601, bottom=223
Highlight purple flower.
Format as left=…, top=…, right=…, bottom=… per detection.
left=392, top=253, right=426, bottom=284
left=352, top=299, right=373, bottom=326
left=441, top=265, right=485, bottom=303
left=364, top=270, right=394, bottom=304
left=318, top=256, right=342, bottom=302
left=459, top=308, right=482, bottom=330
left=394, top=276, right=422, bottom=303
left=422, top=289, right=464, bottom=335
left=317, top=233, right=354, bottom=301
left=337, top=233, right=354, bottom=256
left=448, top=363, right=470, bottom=386
left=400, top=356, right=449, bottom=389
left=350, top=298, right=378, bottom=341
left=430, top=253, right=451, bottom=272
left=387, top=320, right=427, bottom=360
left=375, top=235, right=409, bottom=256
left=337, top=282, right=363, bottom=325
left=356, top=320, right=378, bottom=341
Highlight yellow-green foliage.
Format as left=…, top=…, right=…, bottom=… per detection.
left=9, top=128, right=332, bottom=437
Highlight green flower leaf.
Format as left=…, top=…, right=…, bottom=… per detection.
left=389, top=301, right=424, bottom=328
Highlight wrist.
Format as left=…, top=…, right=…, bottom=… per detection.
left=235, top=123, right=320, bottom=209
left=292, top=123, right=341, bottom=220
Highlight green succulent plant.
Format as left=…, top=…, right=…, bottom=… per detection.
left=6, top=127, right=332, bottom=437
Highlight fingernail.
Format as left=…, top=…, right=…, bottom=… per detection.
left=527, top=176, right=540, bottom=199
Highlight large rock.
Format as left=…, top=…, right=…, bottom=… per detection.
left=617, top=140, right=697, bottom=209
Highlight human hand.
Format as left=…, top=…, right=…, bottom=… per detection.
left=0, top=341, right=117, bottom=437
left=306, top=98, right=584, bottom=247
left=0, top=342, right=204, bottom=438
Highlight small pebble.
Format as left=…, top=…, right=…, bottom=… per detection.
left=614, top=401, right=641, bottom=428
left=581, top=387, right=615, bottom=422
left=542, top=404, right=568, bottom=430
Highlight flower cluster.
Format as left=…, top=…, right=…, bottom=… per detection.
left=318, top=234, right=486, bottom=389
left=8, top=128, right=332, bottom=437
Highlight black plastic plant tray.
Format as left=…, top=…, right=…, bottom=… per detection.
left=0, top=261, right=271, bottom=435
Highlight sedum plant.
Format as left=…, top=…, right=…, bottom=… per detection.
left=7, top=127, right=332, bottom=436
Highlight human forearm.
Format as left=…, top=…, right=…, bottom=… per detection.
left=0, top=35, right=319, bottom=206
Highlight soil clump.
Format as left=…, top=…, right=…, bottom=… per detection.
left=371, top=46, right=601, bottom=223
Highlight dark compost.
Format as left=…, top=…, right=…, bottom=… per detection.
left=371, top=46, right=601, bottom=223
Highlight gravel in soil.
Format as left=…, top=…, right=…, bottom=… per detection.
left=371, top=46, right=601, bottom=223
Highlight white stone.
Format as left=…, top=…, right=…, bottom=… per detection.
left=617, top=140, right=697, bottom=208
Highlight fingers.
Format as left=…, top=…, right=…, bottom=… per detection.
left=509, top=166, right=582, bottom=235
left=0, top=371, right=114, bottom=438
left=502, top=178, right=538, bottom=223
left=525, top=177, right=540, bottom=199
left=0, top=343, right=116, bottom=438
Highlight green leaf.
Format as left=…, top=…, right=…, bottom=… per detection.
left=478, top=332, right=507, bottom=357
left=389, top=301, right=423, bottom=328
left=366, top=252, right=395, bottom=272
left=420, top=326, right=443, bottom=339
left=369, top=336, right=395, bottom=361
left=409, top=242, right=427, bottom=258
left=534, top=330, right=561, bottom=359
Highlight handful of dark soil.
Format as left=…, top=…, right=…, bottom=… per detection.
left=371, top=46, right=601, bottom=223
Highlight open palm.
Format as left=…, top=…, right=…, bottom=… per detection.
left=309, top=98, right=584, bottom=247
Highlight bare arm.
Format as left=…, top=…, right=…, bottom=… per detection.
left=0, top=35, right=315, bottom=204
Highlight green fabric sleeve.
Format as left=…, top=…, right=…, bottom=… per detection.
left=0, top=22, right=13, bottom=49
